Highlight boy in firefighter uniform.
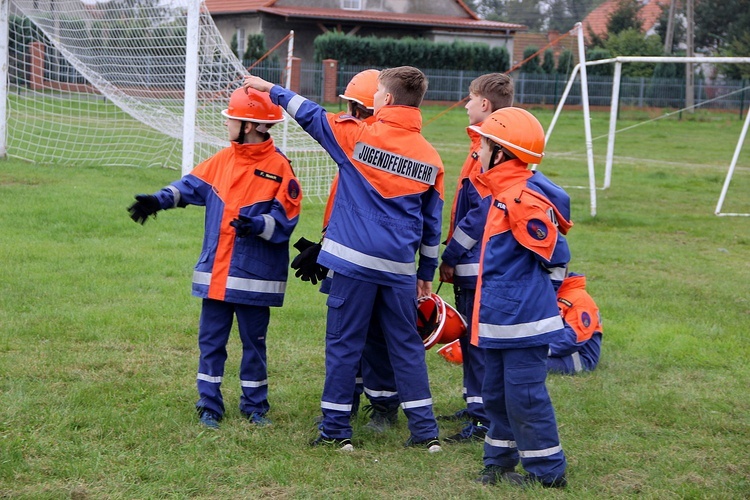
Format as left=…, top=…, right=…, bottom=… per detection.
left=548, top=271, right=603, bottom=374
left=438, top=73, right=514, bottom=443
left=244, top=67, right=444, bottom=452
left=294, top=70, right=401, bottom=432
left=127, top=87, right=301, bottom=429
left=468, top=107, right=571, bottom=487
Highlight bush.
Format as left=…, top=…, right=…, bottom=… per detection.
left=313, top=31, right=509, bottom=72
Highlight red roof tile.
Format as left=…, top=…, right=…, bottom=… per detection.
left=204, top=0, right=276, bottom=15
left=583, top=0, right=670, bottom=42
left=257, top=6, right=524, bottom=31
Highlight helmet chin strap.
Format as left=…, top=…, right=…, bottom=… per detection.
left=237, top=120, right=247, bottom=144
left=487, top=145, right=502, bottom=170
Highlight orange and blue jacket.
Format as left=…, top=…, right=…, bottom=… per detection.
left=441, top=124, right=487, bottom=289
left=549, top=273, right=603, bottom=357
left=152, top=138, right=301, bottom=307
left=470, top=160, right=573, bottom=349
left=271, top=86, right=444, bottom=289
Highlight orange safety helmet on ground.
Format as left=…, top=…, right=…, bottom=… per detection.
left=221, top=87, right=285, bottom=123
left=468, top=107, right=545, bottom=165
left=417, top=294, right=467, bottom=350
left=437, top=339, right=463, bottom=364
left=339, top=69, right=380, bottom=110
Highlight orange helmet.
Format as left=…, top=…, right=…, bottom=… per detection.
left=417, top=294, right=467, bottom=350
left=221, top=87, right=285, bottom=123
left=339, top=69, right=380, bottom=110
left=469, top=107, right=545, bottom=164
left=437, top=339, right=463, bottom=364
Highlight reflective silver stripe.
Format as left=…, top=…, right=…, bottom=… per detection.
left=322, top=239, right=416, bottom=275
left=355, top=376, right=363, bottom=384
left=466, top=396, right=483, bottom=405
left=286, top=94, right=306, bottom=118
left=519, top=444, right=563, bottom=458
left=420, top=243, right=439, bottom=259
left=548, top=266, right=567, bottom=282
left=571, top=352, right=583, bottom=373
left=193, top=271, right=286, bottom=294
left=478, top=315, right=563, bottom=340
left=455, top=263, right=479, bottom=277
left=197, top=373, right=222, bottom=383
left=326, top=268, right=334, bottom=278
left=364, top=387, right=398, bottom=398
left=321, top=401, right=352, bottom=412
left=166, top=185, right=181, bottom=208
left=240, top=379, right=268, bottom=388
left=452, top=226, right=477, bottom=250
left=485, top=435, right=517, bottom=448
left=258, top=214, right=275, bottom=240
left=400, top=397, right=433, bottom=410
left=462, top=387, right=467, bottom=395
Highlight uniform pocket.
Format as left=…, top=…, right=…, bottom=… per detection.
left=325, top=294, right=346, bottom=339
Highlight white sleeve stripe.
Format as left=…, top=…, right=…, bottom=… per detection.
left=286, top=94, right=307, bottom=118
left=259, top=214, right=275, bottom=240
left=452, top=226, right=477, bottom=250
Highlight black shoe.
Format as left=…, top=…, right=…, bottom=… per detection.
left=475, top=465, right=524, bottom=486
left=404, top=436, right=442, bottom=453
left=362, top=403, right=399, bottom=433
left=310, top=434, right=354, bottom=451
left=523, top=473, right=567, bottom=488
left=444, top=421, right=488, bottom=443
left=436, top=408, right=469, bottom=421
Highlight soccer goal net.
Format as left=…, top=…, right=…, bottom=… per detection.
left=545, top=29, right=750, bottom=217
left=1, top=0, right=335, bottom=199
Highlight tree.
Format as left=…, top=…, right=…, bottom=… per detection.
left=521, top=45, right=543, bottom=73
left=542, top=48, right=556, bottom=73
left=604, top=28, right=663, bottom=77
left=472, top=0, right=545, bottom=31
left=694, top=0, right=750, bottom=54
left=545, top=0, right=606, bottom=33
left=607, top=0, right=643, bottom=36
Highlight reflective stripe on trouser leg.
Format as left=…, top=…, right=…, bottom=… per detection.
left=456, top=287, right=488, bottom=425
left=361, top=312, right=399, bottom=407
left=196, top=298, right=234, bottom=415
left=486, top=346, right=567, bottom=482
left=377, top=284, right=439, bottom=441
left=235, top=303, right=271, bottom=415
left=320, top=274, right=376, bottom=439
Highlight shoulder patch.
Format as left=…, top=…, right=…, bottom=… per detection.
left=335, top=113, right=359, bottom=123
left=255, top=169, right=282, bottom=183
left=527, top=218, right=549, bottom=240
left=288, top=179, right=300, bottom=200
left=581, top=311, right=592, bottom=328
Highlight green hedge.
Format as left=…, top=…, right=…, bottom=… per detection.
left=313, top=31, right=510, bottom=72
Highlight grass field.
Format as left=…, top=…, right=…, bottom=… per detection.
left=1, top=105, right=749, bottom=498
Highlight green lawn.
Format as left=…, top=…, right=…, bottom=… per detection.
left=1, top=105, right=749, bottom=498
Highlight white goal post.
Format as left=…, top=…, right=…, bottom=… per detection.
left=0, top=0, right=336, bottom=199
left=545, top=42, right=750, bottom=217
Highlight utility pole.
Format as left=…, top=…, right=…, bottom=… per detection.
left=664, top=0, right=676, bottom=54
left=686, top=0, right=695, bottom=113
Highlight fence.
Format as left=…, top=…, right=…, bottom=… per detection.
left=13, top=46, right=750, bottom=113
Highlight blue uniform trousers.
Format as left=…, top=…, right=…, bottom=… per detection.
left=321, top=274, right=438, bottom=440
left=195, top=298, right=271, bottom=417
left=482, top=345, right=567, bottom=483
left=361, top=313, right=399, bottom=409
left=455, top=287, right=488, bottom=425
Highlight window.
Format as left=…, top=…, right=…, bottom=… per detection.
left=341, top=0, right=362, bottom=10
left=236, top=28, right=246, bottom=58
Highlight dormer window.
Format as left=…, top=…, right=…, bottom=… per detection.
left=342, top=0, right=362, bottom=10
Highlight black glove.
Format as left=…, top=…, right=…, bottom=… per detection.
left=230, top=215, right=263, bottom=238
left=128, top=194, right=160, bottom=224
left=290, top=237, right=328, bottom=285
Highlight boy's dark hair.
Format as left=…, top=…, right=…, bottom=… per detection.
left=469, top=73, right=514, bottom=111
left=347, top=101, right=374, bottom=120
left=379, top=66, right=428, bottom=108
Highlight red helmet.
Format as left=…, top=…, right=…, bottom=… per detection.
left=417, top=294, right=467, bottom=350
left=221, top=87, right=285, bottom=123
left=437, top=339, right=463, bottom=364
left=468, top=107, right=545, bottom=164
left=339, top=69, right=380, bottom=110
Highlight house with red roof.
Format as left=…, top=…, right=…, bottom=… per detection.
left=204, top=0, right=526, bottom=63
left=582, top=0, right=671, bottom=43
